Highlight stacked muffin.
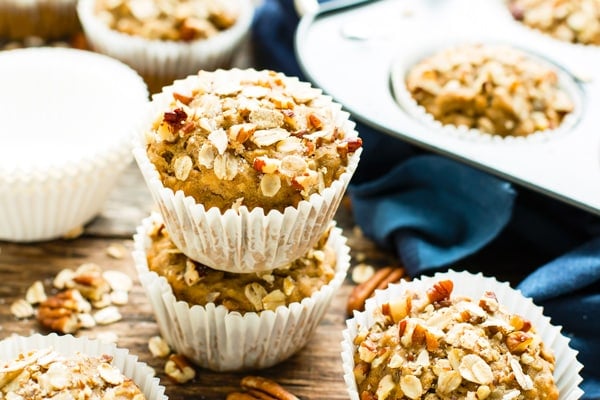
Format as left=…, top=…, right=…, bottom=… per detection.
left=132, top=68, right=362, bottom=371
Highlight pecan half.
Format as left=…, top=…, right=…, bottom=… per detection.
left=164, top=354, right=196, bottom=384
left=239, top=376, right=299, bottom=400
left=347, top=266, right=406, bottom=316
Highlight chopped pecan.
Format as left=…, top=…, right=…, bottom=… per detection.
left=163, top=108, right=188, bottom=129
left=426, top=280, right=453, bottom=303
left=37, top=290, right=84, bottom=334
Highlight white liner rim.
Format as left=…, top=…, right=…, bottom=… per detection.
left=0, top=333, right=167, bottom=400
left=341, top=270, right=584, bottom=400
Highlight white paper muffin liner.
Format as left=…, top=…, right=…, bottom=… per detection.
left=0, top=0, right=80, bottom=40
left=133, top=71, right=362, bottom=273
left=133, top=212, right=351, bottom=371
left=0, top=333, right=167, bottom=400
left=390, top=37, right=584, bottom=145
left=77, top=0, right=254, bottom=93
left=0, top=48, right=148, bottom=242
left=342, top=270, right=584, bottom=400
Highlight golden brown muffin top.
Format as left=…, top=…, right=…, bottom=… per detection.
left=146, top=220, right=338, bottom=314
left=353, top=280, right=558, bottom=400
left=146, top=69, right=362, bottom=213
left=94, top=0, right=238, bottom=41
left=405, top=43, right=574, bottom=137
left=0, top=348, right=146, bottom=399
left=509, top=0, right=600, bottom=45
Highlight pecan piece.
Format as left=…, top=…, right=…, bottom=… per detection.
left=347, top=266, right=406, bottom=316
left=226, top=393, right=262, bottom=400
left=426, top=280, right=453, bottom=303
left=165, top=354, right=196, bottom=384
left=37, top=290, right=84, bottom=334
left=240, top=376, right=299, bottom=400
left=163, top=108, right=188, bottom=129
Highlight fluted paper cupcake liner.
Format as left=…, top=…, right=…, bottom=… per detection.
left=0, top=157, right=130, bottom=242
left=0, top=333, right=167, bottom=400
left=391, top=37, right=584, bottom=145
left=133, top=212, right=351, bottom=371
left=342, top=270, right=584, bottom=400
left=0, top=48, right=148, bottom=242
left=77, top=0, right=254, bottom=93
left=133, top=71, right=361, bottom=273
left=0, top=0, right=80, bottom=40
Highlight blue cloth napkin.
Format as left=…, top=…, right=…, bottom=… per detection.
left=253, top=1, right=600, bottom=397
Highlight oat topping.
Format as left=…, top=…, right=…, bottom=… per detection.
left=145, top=219, right=338, bottom=313
left=9, top=261, right=135, bottom=335
left=352, top=280, right=558, bottom=400
left=146, top=69, right=362, bottom=212
left=509, top=0, right=600, bottom=45
left=405, top=43, right=574, bottom=137
left=94, top=0, right=239, bottom=41
left=0, top=348, right=146, bottom=399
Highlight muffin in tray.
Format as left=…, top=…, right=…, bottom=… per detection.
left=0, top=47, right=148, bottom=242
left=77, top=0, right=254, bottom=93
left=133, top=213, right=350, bottom=371
left=342, top=271, right=583, bottom=400
left=0, top=333, right=166, bottom=400
left=396, top=43, right=578, bottom=139
left=133, top=68, right=362, bottom=272
left=508, top=0, right=600, bottom=46
left=0, top=0, right=80, bottom=40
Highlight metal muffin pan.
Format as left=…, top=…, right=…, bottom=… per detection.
left=296, top=0, right=600, bottom=215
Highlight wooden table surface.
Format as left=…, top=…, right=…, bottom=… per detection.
left=0, top=162, right=398, bottom=400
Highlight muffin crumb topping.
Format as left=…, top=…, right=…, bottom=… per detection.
left=145, top=219, right=338, bottom=313
left=146, top=69, right=362, bottom=212
left=0, top=348, right=146, bottom=399
left=405, top=43, right=574, bottom=137
left=509, top=0, right=600, bottom=45
left=94, top=0, right=239, bottom=41
left=353, top=280, right=558, bottom=400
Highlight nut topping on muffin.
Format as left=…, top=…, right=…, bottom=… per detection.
left=94, top=0, right=238, bottom=41
left=509, top=0, right=600, bottom=45
left=146, top=69, right=362, bottom=212
left=145, top=218, right=338, bottom=313
left=405, top=43, right=574, bottom=137
left=352, top=280, right=558, bottom=400
left=0, top=348, right=146, bottom=399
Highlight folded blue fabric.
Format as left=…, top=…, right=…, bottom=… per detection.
left=350, top=155, right=516, bottom=274
left=253, top=0, right=600, bottom=397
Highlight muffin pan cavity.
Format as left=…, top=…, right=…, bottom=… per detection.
left=296, top=0, right=600, bottom=215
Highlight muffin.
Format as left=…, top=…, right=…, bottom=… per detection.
left=133, top=68, right=362, bottom=272
left=0, top=47, right=148, bottom=242
left=508, top=0, right=600, bottom=46
left=342, top=271, right=583, bottom=400
left=0, top=333, right=166, bottom=400
left=0, top=0, right=80, bottom=40
left=133, top=213, right=350, bottom=371
left=77, top=0, right=254, bottom=93
left=396, top=43, right=578, bottom=138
